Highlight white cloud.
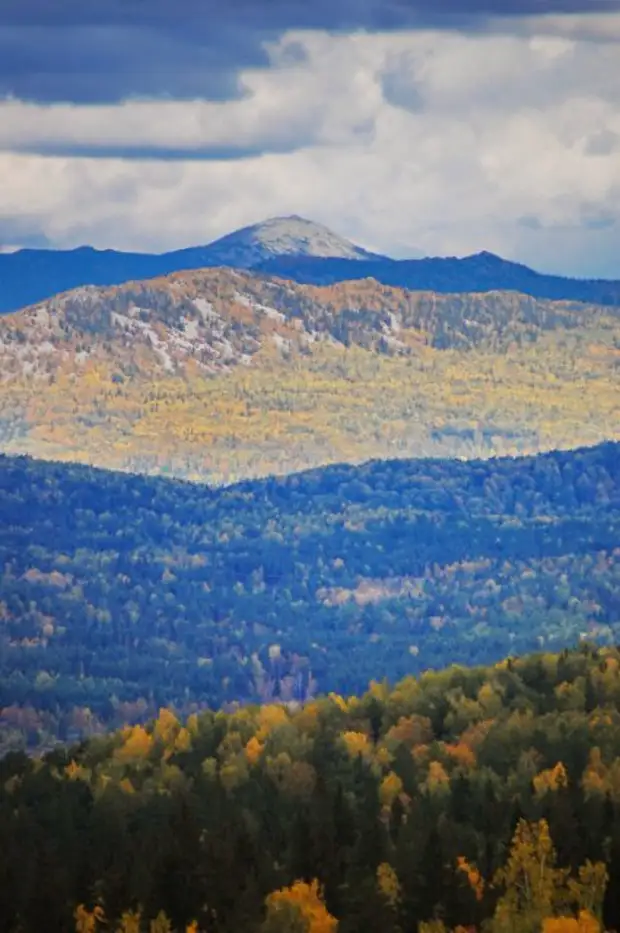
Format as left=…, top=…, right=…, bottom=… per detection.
left=1, top=13, right=620, bottom=276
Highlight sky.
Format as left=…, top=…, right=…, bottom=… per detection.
left=1, top=0, right=620, bottom=276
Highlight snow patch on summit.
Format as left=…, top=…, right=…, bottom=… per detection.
left=204, top=215, right=381, bottom=268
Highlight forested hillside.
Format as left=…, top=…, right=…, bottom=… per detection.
left=0, top=268, right=618, bottom=480
left=2, top=645, right=620, bottom=933
left=1, top=441, right=618, bottom=754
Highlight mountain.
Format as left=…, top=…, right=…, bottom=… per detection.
left=0, top=439, right=618, bottom=755
left=255, top=249, right=620, bottom=305
left=0, top=267, right=618, bottom=480
left=195, top=214, right=385, bottom=267
left=0, top=216, right=384, bottom=315
left=1, top=215, right=620, bottom=315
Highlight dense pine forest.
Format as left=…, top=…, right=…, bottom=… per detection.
left=1, top=644, right=620, bottom=932
left=0, top=441, right=618, bottom=753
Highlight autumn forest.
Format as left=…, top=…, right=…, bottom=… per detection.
left=2, top=644, right=620, bottom=933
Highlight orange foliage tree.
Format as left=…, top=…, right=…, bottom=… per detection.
left=263, top=880, right=337, bottom=933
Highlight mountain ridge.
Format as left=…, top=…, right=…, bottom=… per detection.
left=7, top=265, right=613, bottom=381
left=2, top=215, right=620, bottom=315
left=1, top=438, right=618, bottom=754
left=0, top=265, right=618, bottom=482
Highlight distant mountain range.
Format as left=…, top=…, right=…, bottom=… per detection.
left=0, top=265, right=618, bottom=481
left=2, top=215, right=620, bottom=315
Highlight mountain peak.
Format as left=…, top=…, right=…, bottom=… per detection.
left=203, top=215, right=383, bottom=267
left=468, top=250, right=507, bottom=264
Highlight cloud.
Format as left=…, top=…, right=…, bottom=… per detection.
left=1, top=13, right=620, bottom=277
left=5, top=16, right=619, bottom=161
left=585, top=128, right=620, bottom=154
left=0, top=22, right=263, bottom=105
left=0, top=216, right=52, bottom=251
left=1, top=0, right=618, bottom=104
left=0, top=96, right=320, bottom=160
left=0, top=32, right=382, bottom=159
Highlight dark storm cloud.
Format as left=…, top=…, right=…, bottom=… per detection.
left=0, top=0, right=618, bottom=104
left=0, top=25, right=254, bottom=103
left=10, top=142, right=304, bottom=161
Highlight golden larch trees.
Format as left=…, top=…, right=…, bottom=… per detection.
left=264, top=880, right=338, bottom=933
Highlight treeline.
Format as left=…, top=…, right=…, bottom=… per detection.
left=0, top=441, right=619, bottom=753
left=2, top=645, right=620, bottom=932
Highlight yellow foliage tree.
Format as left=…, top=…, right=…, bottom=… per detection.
left=65, top=759, right=91, bottom=782
left=116, top=909, right=142, bottom=933
left=294, top=703, right=321, bottom=735
left=153, top=709, right=182, bottom=759
left=477, top=682, right=504, bottom=717
left=174, top=726, right=192, bottom=754
left=492, top=819, right=565, bottom=933
left=264, top=880, right=338, bottom=933
left=491, top=819, right=607, bottom=933
left=219, top=759, right=249, bottom=792
left=379, top=771, right=403, bottom=809
left=444, top=742, right=476, bottom=770
left=377, top=862, right=401, bottom=908
left=74, top=904, right=105, bottom=933
left=419, top=920, right=448, bottom=933
left=424, top=760, right=450, bottom=794
left=456, top=856, right=485, bottom=902
left=375, top=745, right=394, bottom=768
left=258, top=704, right=289, bottom=739
left=341, top=731, right=371, bottom=760
left=386, top=714, right=433, bottom=748
left=543, top=910, right=600, bottom=933
left=569, top=862, right=609, bottom=923
left=245, top=735, right=265, bottom=765
left=581, top=748, right=608, bottom=798
left=328, top=692, right=349, bottom=713
left=533, top=762, right=569, bottom=798
left=150, top=911, right=172, bottom=933
left=114, top=725, right=153, bottom=762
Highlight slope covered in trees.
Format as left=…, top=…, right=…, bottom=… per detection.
left=1, top=645, right=620, bottom=933
left=0, top=268, right=618, bottom=480
left=0, top=441, right=619, bottom=753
